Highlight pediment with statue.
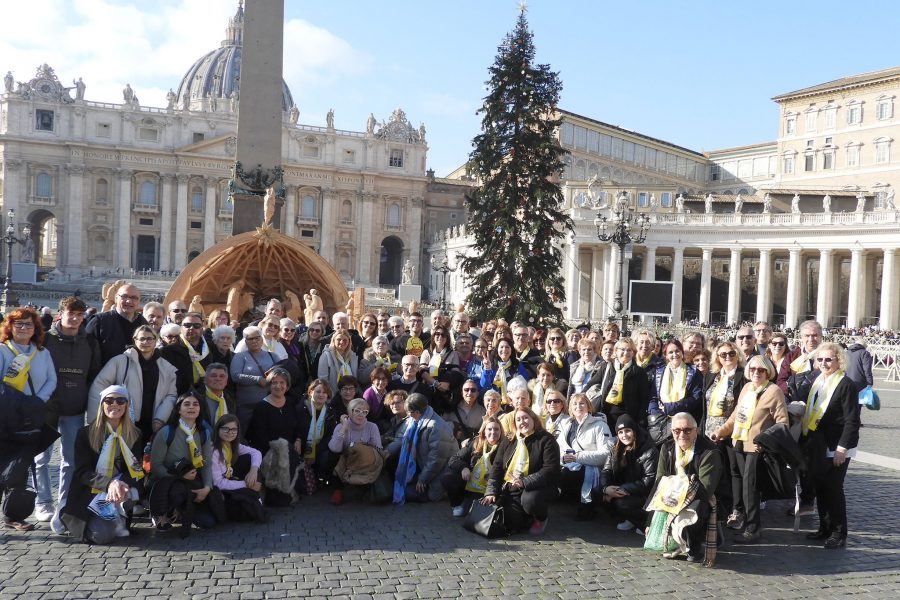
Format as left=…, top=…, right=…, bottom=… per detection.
left=375, top=108, right=423, bottom=143
left=10, top=64, right=75, bottom=104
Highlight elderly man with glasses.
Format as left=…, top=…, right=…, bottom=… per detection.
left=752, top=322, right=773, bottom=356
left=388, top=355, right=434, bottom=404
left=85, top=283, right=149, bottom=366
left=734, top=326, right=758, bottom=362
left=161, top=312, right=212, bottom=395
left=648, top=412, right=723, bottom=565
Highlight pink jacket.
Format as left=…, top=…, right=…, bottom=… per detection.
left=211, top=444, right=262, bottom=490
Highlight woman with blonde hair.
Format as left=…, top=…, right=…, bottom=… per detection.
left=317, top=330, right=359, bottom=394
left=543, top=327, right=577, bottom=388
left=60, top=385, right=143, bottom=543
left=442, top=416, right=504, bottom=516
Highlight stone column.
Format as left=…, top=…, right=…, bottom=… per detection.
left=607, top=244, right=621, bottom=315
left=203, top=178, right=217, bottom=250
left=847, top=248, right=865, bottom=328
left=284, top=185, right=296, bottom=237
left=65, top=165, right=85, bottom=271
left=591, top=246, right=604, bottom=320
left=671, top=246, right=684, bottom=323
left=785, top=248, right=803, bottom=329
left=116, top=171, right=132, bottom=270
left=319, top=187, right=335, bottom=262
left=159, top=175, right=174, bottom=272
left=756, top=248, right=772, bottom=323
left=357, top=193, right=376, bottom=284
left=698, top=248, right=713, bottom=324
left=565, top=238, right=580, bottom=320
left=727, top=248, right=742, bottom=326
left=642, top=246, right=657, bottom=281
left=174, top=175, right=188, bottom=269
left=816, top=248, right=834, bottom=327
left=880, top=248, right=898, bottom=331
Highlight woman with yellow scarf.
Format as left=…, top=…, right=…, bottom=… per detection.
left=59, top=385, right=143, bottom=543
left=649, top=339, right=704, bottom=425
left=441, top=416, right=504, bottom=517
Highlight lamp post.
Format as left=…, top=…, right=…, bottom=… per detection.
left=1, top=209, right=31, bottom=312
left=430, top=251, right=456, bottom=311
left=595, top=191, right=650, bottom=335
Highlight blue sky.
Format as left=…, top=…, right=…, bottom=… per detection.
left=4, top=0, right=898, bottom=176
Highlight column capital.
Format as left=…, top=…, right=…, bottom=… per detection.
left=759, top=248, right=771, bottom=256
left=175, top=174, right=190, bottom=185
left=819, top=248, right=833, bottom=256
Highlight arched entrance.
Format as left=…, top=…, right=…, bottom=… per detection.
left=26, top=209, right=57, bottom=268
left=379, top=236, right=404, bottom=285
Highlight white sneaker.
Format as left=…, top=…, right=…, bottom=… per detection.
left=114, top=519, right=130, bottom=538
left=616, top=519, right=635, bottom=531
left=50, top=512, right=66, bottom=535
left=451, top=505, right=466, bottom=517
left=34, top=504, right=55, bottom=522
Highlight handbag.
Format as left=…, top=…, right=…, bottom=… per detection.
left=462, top=500, right=507, bottom=538
left=647, top=412, right=671, bottom=447
left=643, top=509, right=678, bottom=553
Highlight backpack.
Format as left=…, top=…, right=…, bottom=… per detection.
left=0, top=381, right=45, bottom=445
left=161, top=422, right=211, bottom=447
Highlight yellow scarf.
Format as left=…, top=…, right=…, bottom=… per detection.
left=493, top=361, right=511, bottom=403
left=305, top=401, right=328, bottom=460
left=637, top=354, right=653, bottom=368
left=428, top=350, right=443, bottom=378
left=544, top=351, right=564, bottom=369
left=675, top=441, right=695, bottom=477
left=707, top=370, right=732, bottom=417
left=803, top=370, right=844, bottom=435
left=465, top=444, right=496, bottom=494
left=3, top=341, right=36, bottom=392
left=336, top=352, right=353, bottom=378
left=376, top=355, right=396, bottom=374
left=518, top=348, right=531, bottom=361
left=181, top=336, right=209, bottom=383
left=790, top=349, right=817, bottom=374
left=605, top=361, right=625, bottom=406
left=179, top=419, right=204, bottom=469
left=660, top=364, right=687, bottom=404
left=206, top=388, right=228, bottom=424
left=504, top=433, right=531, bottom=483
left=733, top=382, right=768, bottom=442
left=93, top=423, right=144, bottom=493
left=222, top=443, right=234, bottom=479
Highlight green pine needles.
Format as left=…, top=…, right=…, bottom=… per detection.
left=460, top=11, right=573, bottom=327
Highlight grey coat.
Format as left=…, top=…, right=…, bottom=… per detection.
left=387, top=406, right=459, bottom=501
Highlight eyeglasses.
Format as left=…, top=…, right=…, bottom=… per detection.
left=103, top=397, right=128, bottom=405
left=718, top=351, right=737, bottom=359
left=169, top=308, right=187, bottom=313
left=219, top=427, right=239, bottom=434
left=12, top=321, right=34, bottom=329
left=737, top=335, right=755, bottom=340
left=352, top=409, right=369, bottom=416
left=183, top=322, right=202, bottom=329
left=672, top=427, right=695, bottom=436
left=463, top=388, right=479, bottom=393
left=118, top=294, right=139, bottom=301
left=341, top=386, right=356, bottom=392
left=402, top=363, right=417, bottom=368
left=362, top=321, right=376, bottom=326
left=748, top=366, right=768, bottom=373
left=546, top=398, right=563, bottom=404
left=548, top=336, right=563, bottom=342
left=282, top=328, right=295, bottom=332
left=815, top=357, right=835, bottom=363
left=136, top=337, right=157, bottom=343
left=769, top=341, right=786, bottom=347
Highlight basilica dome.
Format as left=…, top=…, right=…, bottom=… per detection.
left=174, top=2, right=295, bottom=112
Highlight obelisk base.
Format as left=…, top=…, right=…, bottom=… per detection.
left=232, top=193, right=283, bottom=235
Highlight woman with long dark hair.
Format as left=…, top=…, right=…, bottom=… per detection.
left=600, top=414, right=658, bottom=533
left=211, top=414, right=265, bottom=522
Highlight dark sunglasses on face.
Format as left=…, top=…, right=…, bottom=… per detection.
left=718, top=351, right=737, bottom=359
left=103, top=397, right=128, bottom=405
left=737, top=335, right=754, bottom=340
left=183, top=323, right=202, bottom=329
left=770, top=341, right=786, bottom=347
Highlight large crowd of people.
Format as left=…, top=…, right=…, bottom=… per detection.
left=0, top=284, right=867, bottom=565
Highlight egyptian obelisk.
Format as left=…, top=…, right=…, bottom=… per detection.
left=230, top=0, right=285, bottom=234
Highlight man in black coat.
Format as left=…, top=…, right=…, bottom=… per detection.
left=85, top=283, right=148, bottom=366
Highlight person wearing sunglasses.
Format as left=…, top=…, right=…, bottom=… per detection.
left=88, top=325, right=178, bottom=443
left=711, top=355, right=788, bottom=544
left=166, top=300, right=188, bottom=325
left=326, top=398, right=382, bottom=505
left=648, top=412, right=723, bottom=564
left=420, top=326, right=464, bottom=415
left=278, top=317, right=302, bottom=367
left=160, top=312, right=211, bottom=396
left=734, top=326, right=759, bottom=362
left=444, top=378, right=486, bottom=444
left=230, top=326, right=280, bottom=432
left=357, top=313, right=379, bottom=351
left=702, top=340, right=747, bottom=532
left=797, top=342, right=860, bottom=549
left=210, top=414, right=265, bottom=523
left=59, top=385, right=143, bottom=542
left=542, top=327, right=577, bottom=390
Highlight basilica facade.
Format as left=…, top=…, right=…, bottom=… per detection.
left=430, top=67, right=900, bottom=331
left=0, top=5, right=468, bottom=288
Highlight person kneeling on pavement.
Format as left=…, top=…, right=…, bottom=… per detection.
left=645, top=412, right=723, bottom=565
left=389, top=393, right=458, bottom=504
left=482, top=407, right=561, bottom=535
left=327, top=397, right=383, bottom=505
left=441, top=416, right=504, bottom=517
left=60, top=385, right=143, bottom=544
left=556, top=393, right=613, bottom=520
left=599, top=414, right=658, bottom=534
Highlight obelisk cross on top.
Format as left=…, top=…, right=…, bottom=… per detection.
left=228, top=0, right=285, bottom=234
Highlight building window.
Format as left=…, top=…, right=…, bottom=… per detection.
left=783, top=155, right=795, bottom=174
left=824, top=106, right=836, bottom=129
left=877, top=98, right=893, bottom=120
left=785, top=116, right=796, bottom=135
left=660, top=192, right=672, bottom=208
left=340, top=200, right=352, bottom=224
left=846, top=145, right=860, bottom=167
left=96, top=123, right=111, bottom=138
left=301, top=229, right=314, bottom=238
left=847, top=103, right=862, bottom=125
left=721, top=263, right=729, bottom=275
left=35, top=173, right=52, bottom=198
left=638, top=192, right=648, bottom=207
left=389, top=149, right=403, bottom=168
left=805, top=110, right=817, bottom=133
left=190, top=187, right=203, bottom=213
left=190, top=221, right=202, bottom=230
left=138, top=127, right=159, bottom=141
left=139, top=181, right=157, bottom=206
left=875, top=139, right=891, bottom=164
left=302, top=145, right=320, bottom=158
left=874, top=189, right=888, bottom=209
left=138, top=218, right=153, bottom=226
left=806, top=139, right=814, bottom=149
left=710, top=165, right=720, bottom=181
left=824, top=137, right=833, bottom=145
left=96, top=178, right=109, bottom=205
left=192, top=132, right=205, bottom=144
left=387, top=203, right=401, bottom=227
left=822, top=151, right=834, bottom=170
left=804, top=154, right=815, bottom=172
left=301, top=195, right=316, bottom=218
left=35, top=109, right=54, bottom=131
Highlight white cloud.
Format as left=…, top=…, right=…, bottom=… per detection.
left=282, top=19, right=372, bottom=89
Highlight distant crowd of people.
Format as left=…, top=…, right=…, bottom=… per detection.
left=0, top=284, right=867, bottom=566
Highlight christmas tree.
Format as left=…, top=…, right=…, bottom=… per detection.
left=460, top=6, right=572, bottom=326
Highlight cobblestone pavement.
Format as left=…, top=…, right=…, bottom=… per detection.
left=2, top=381, right=899, bottom=599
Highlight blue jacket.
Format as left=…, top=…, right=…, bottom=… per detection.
left=648, top=363, right=703, bottom=423
left=0, top=341, right=57, bottom=401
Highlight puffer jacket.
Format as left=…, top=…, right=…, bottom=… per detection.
left=555, top=414, right=614, bottom=467
left=43, top=322, right=102, bottom=421
left=87, top=347, right=178, bottom=428
left=600, top=428, right=659, bottom=497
